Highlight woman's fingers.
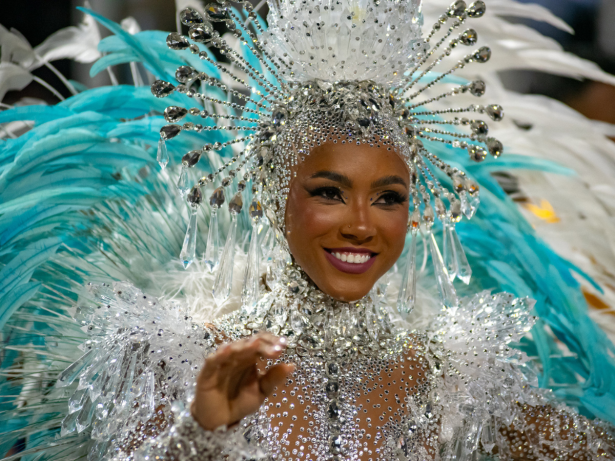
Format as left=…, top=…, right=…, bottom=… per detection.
left=259, top=363, right=296, bottom=397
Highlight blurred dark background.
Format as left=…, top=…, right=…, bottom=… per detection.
left=2, top=0, right=615, bottom=124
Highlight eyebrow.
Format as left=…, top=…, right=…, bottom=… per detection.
left=371, top=175, right=408, bottom=189
left=310, top=170, right=353, bottom=187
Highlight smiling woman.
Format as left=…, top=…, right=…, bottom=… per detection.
left=285, top=142, right=409, bottom=301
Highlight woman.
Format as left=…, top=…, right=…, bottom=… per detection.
left=2, top=0, right=615, bottom=460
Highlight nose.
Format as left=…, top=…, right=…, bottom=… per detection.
left=340, top=198, right=376, bottom=244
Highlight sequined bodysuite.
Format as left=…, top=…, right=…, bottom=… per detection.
left=61, top=278, right=615, bottom=461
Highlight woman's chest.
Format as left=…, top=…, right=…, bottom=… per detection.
left=254, top=349, right=435, bottom=461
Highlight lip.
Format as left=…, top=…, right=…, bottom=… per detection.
left=324, top=248, right=378, bottom=275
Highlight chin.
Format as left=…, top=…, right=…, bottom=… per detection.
left=318, top=279, right=374, bottom=303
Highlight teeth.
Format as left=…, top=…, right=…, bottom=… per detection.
left=331, top=252, right=371, bottom=264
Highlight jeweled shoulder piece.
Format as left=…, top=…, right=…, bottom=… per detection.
left=151, top=0, right=503, bottom=309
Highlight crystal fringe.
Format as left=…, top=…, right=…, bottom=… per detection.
left=428, top=231, right=458, bottom=308
left=213, top=214, right=238, bottom=306
left=156, top=138, right=169, bottom=168
left=242, top=220, right=260, bottom=313
left=396, top=229, right=419, bottom=316
left=203, top=208, right=220, bottom=272
left=449, top=225, right=472, bottom=284
left=443, top=222, right=458, bottom=282
left=177, top=165, right=189, bottom=196
left=180, top=206, right=198, bottom=269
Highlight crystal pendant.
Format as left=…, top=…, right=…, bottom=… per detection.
left=486, top=104, right=504, bottom=122
left=428, top=231, right=458, bottom=308
left=204, top=208, right=220, bottom=272
left=180, top=206, right=198, bottom=269
left=177, top=166, right=189, bottom=196
left=480, top=416, right=497, bottom=453
left=460, top=192, right=477, bottom=219
left=156, top=138, right=169, bottom=169
left=56, top=349, right=94, bottom=387
left=467, top=0, right=487, bottom=18
left=397, top=229, right=419, bottom=316
left=213, top=213, right=240, bottom=306
left=449, top=225, right=472, bottom=284
left=469, top=80, right=486, bottom=97
left=486, top=137, right=503, bottom=157
left=242, top=220, right=260, bottom=312
left=164, top=106, right=188, bottom=123
left=473, top=46, right=491, bottom=63
left=443, top=223, right=458, bottom=282
left=150, top=80, right=175, bottom=98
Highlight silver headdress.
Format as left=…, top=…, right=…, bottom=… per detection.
left=151, top=0, right=503, bottom=312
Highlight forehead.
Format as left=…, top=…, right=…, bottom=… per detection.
left=294, top=141, right=410, bottom=182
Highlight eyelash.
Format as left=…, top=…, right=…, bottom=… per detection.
left=309, top=187, right=407, bottom=206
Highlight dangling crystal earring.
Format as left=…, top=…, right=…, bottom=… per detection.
left=242, top=197, right=263, bottom=313
left=212, top=192, right=243, bottom=306
left=397, top=210, right=421, bottom=316
left=179, top=186, right=203, bottom=269
left=204, top=187, right=225, bottom=272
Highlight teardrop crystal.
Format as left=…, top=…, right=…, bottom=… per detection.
left=443, top=224, right=458, bottom=282
left=428, top=232, right=458, bottom=308
left=164, top=106, right=188, bottom=123
left=56, top=350, right=94, bottom=388
left=175, top=66, right=198, bottom=84
left=204, top=208, right=220, bottom=272
left=180, top=7, right=204, bottom=25
left=177, top=166, right=189, bottom=196
left=242, top=221, right=261, bottom=312
left=473, top=46, right=491, bottom=63
left=182, top=150, right=202, bottom=167
left=151, top=80, right=175, bottom=98
left=470, top=120, right=488, bottom=136
left=180, top=207, right=198, bottom=269
left=469, top=80, right=486, bottom=97
left=249, top=200, right=263, bottom=220
left=397, top=230, right=419, bottom=315
left=187, top=185, right=203, bottom=205
left=460, top=29, right=477, bottom=46
left=486, top=104, right=504, bottom=122
left=209, top=187, right=225, bottom=208
left=213, top=214, right=238, bottom=306
left=486, top=137, right=503, bottom=157
left=160, top=124, right=181, bottom=140
left=449, top=225, right=472, bottom=284
left=448, top=0, right=467, bottom=17
left=467, top=145, right=487, bottom=162
left=229, top=192, right=243, bottom=214
left=205, top=4, right=228, bottom=21
left=166, top=32, right=189, bottom=50
left=189, top=24, right=214, bottom=43
left=156, top=138, right=169, bottom=169
left=467, top=0, right=486, bottom=18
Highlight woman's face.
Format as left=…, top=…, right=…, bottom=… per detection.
left=284, top=141, right=410, bottom=302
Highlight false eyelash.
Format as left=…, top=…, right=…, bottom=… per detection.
left=308, top=186, right=345, bottom=202
left=375, top=191, right=408, bottom=205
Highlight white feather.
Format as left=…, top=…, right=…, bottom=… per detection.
left=0, top=63, right=33, bottom=102
left=34, top=13, right=101, bottom=64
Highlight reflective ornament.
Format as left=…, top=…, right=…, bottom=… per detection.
left=180, top=7, right=204, bottom=25
left=180, top=206, right=198, bottom=269
left=182, top=150, right=202, bottom=167
left=156, top=138, right=169, bottom=169
left=164, top=106, right=188, bottom=123
left=175, top=66, right=198, bottom=83
left=448, top=1, right=467, bottom=17
left=189, top=23, right=214, bottom=43
left=473, top=46, right=491, bottom=63
left=486, top=104, right=504, bottom=122
left=187, top=186, right=203, bottom=205
left=150, top=80, right=175, bottom=98
left=467, top=145, right=487, bottom=162
left=160, top=124, right=181, bottom=140
left=469, top=80, right=486, bottom=97
left=467, top=0, right=487, bottom=18
left=205, top=4, right=228, bottom=21
left=209, top=187, right=225, bottom=208
left=486, top=137, right=503, bottom=157
left=166, top=32, right=189, bottom=50
left=470, top=120, right=488, bottom=136
left=460, top=29, right=478, bottom=46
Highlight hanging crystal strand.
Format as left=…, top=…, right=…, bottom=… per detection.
left=424, top=205, right=458, bottom=309
left=397, top=210, right=421, bottom=316
left=242, top=199, right=263, bottom=312
left=179, top=186, right=203, bottom=269
left=443, top=220, right=458, bottom=282
left=156, top=137, right=169, bottom=168
left=204, top=187, right=225, bottom=272
left=449, top=224, right=472, bottom=284
left=213, top=192, right=243, bottom=306
left=177, top=164, right=189, bottom=196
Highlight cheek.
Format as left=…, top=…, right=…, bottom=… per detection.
left=287, top=197, right=342, bottom=241
left=378, top=210, right=408, bottom=252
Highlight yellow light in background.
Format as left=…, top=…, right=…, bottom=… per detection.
left=522, top=199, right=561, bottom=224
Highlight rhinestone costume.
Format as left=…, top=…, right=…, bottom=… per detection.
left=59, top=265, right=615, bottom=460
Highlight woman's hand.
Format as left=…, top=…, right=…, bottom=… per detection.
left=190, top=333, right=294, bottom=431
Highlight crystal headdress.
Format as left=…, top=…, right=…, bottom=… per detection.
left=150, top=0, right=503, bottom=312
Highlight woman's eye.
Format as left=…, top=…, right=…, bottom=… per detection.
left=374, top=191, right=406, bottom=206
left=310, top=187, right=344, bottom=202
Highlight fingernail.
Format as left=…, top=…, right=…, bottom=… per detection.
left=273, top=344, right=284, bottom=352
